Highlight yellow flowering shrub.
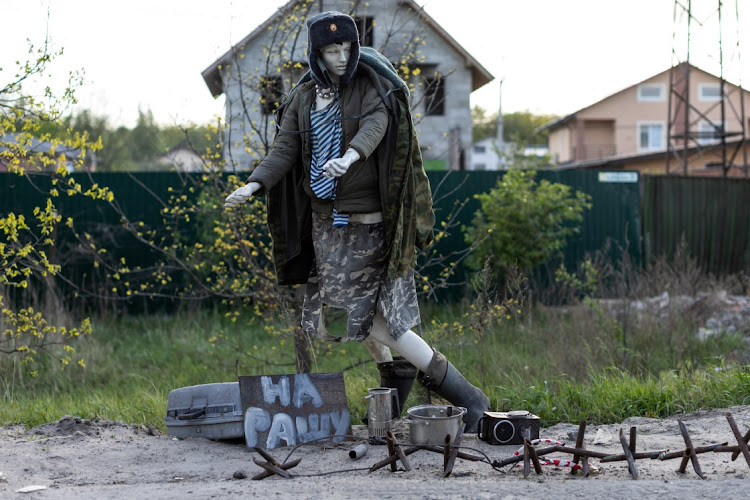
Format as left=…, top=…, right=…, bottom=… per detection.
left=1, top=38, right=101, bottom=378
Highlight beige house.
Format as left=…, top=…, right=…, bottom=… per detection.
left=541, top=63, right=750, bottom=177
left=201, top=0, right=492, bottom=171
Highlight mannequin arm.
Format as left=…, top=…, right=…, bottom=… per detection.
left=322, top=148, right=360, bottom=179
left=224, top=182, right=261, bottom=208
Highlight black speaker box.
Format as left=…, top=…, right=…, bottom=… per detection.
left=477, top=411, right=540, bottom=445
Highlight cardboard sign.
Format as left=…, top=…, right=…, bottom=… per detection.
left=238, top=372, right=352, bottom=449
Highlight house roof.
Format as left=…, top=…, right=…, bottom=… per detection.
left=554, top=148, right=667, bottom=170
left=537, top=63, right=750, bottom=134
left=395, top=0, right=492, bottom=92
left=554, top=137, right=748, bottom=171
left=201, top=0, right=493, bottom=97
left=201, top=0, right=300, bottom=97
left=0, top=133, right=81, bottom=159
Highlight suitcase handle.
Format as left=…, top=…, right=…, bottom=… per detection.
left=177, top=407, right=206, bottom=420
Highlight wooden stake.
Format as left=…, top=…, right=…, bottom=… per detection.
left=251, top=458, right=302, bottom=480
left=677, top=419, right=706, bottom=479
left=619, top=428, right=638, bottom=479
left=253, top=458, right=292, bottom=479
left=726, top=413, right=750, bottom=468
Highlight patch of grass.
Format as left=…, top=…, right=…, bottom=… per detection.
left=0, top=308, right=384, bottom=428
left=499, top=363, right=750, bottom=426
left=1, top=300, right=748, bottom=431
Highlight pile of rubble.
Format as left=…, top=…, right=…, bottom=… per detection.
left=597, top=290, right=750, bottom=339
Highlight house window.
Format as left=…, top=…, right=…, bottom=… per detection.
left=424, top=75, right=445, bottom=116
left=354, top=16, right=374, bottom=47
left=637, top=83, right=665, bottom=102
left=699, top=83, right=722, bottom=102
left=697, top=120, right=724, bottom=144
left=474, top=145, right=486, bottom=154
left=637, top=121, right=665, bottom=151
left=260, top=75, right=282, bottom=115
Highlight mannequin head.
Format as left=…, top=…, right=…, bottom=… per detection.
left=319, top=42, right=352, bottom=81
left=306, top=11, right=360, bottom=87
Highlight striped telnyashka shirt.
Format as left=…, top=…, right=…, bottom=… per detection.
left=309, top=95, right=349, bottom=226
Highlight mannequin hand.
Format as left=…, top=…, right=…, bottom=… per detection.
left=224, top=182, right=260, bottom=208
left=323, top=149, right=360, bottom=179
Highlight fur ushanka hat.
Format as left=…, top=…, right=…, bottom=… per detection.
left=306, top=11, right=360, bottom=87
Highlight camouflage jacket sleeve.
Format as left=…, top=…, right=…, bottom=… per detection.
left=346, top=77, right=389, bottom=161
left=246, top=90, right=303, bottom=195
left=382, top=89, right=436, bottom=280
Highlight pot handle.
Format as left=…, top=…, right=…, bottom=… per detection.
left=391, top=390, right=400, bottom=418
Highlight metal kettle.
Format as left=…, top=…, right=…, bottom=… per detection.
left=365, top=387, right=400, bottom=439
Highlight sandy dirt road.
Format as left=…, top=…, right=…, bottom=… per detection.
left=3, top=406, right=750, bottom=499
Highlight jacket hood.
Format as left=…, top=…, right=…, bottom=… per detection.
left=306, top=11, right=360, bottom=87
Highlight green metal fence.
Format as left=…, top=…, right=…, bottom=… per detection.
left=643, top=175, right=750, bottom=275
left=5, top=170, right=748, bottom=304
left=2, top=169, right=642, bottom=303
left=427, top=170, right=642, bottom=297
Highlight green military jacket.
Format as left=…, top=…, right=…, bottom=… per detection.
left=247, top=67, right=389, bottom=215
left=254, top=60, right=435, bottom=285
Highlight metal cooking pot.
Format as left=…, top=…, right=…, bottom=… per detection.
left=403, top=404, right=466, bottom=445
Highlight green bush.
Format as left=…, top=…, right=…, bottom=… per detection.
left=464, top=169, right=591, bottom=278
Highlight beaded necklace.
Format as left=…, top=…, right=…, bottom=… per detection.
left=315, top=84, right=338, bottom=99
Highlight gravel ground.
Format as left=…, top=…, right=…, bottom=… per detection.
left=3, top=406, right=750, bottom=499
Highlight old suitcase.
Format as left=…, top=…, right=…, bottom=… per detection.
left=165, top=382, right=244, bottom=440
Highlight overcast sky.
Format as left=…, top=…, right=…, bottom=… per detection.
left=2, top=0, right=747, bottom=127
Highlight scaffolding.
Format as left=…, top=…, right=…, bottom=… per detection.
left=666, top=0, right=748, bottom=176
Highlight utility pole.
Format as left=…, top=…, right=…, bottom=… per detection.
left=666, top=0, right=747, bottom=177
left=496, top=78, right=506, bottom=169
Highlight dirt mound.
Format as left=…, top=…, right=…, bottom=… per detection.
left=29, top=415, right=160, bottom=439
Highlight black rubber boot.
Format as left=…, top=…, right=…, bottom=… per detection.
left=417, top=350, right=490, bottom=433
left=377, top=357, right=418, bottom=418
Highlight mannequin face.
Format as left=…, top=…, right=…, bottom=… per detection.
left=319, top=41, right=352, bottom=80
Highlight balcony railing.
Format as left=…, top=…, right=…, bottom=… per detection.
left=582, top=144, right=616, bottom=160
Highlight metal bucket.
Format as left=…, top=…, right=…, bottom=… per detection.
left=404, top=404, right=466, bottom=445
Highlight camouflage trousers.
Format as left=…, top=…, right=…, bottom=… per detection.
left=301, top=212, right=421, bottom=342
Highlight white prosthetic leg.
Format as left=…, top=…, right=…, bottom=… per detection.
left=368, top=313, right=490, bottom=432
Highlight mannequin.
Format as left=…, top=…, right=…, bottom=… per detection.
left=225, top=39, right=435, bottom=372
left=225, top=11, right=490, bottom=431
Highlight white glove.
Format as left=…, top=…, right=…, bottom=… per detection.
left=322, top=148, right=360, bottom=179
left=224, top=182, right=260, bottom=208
